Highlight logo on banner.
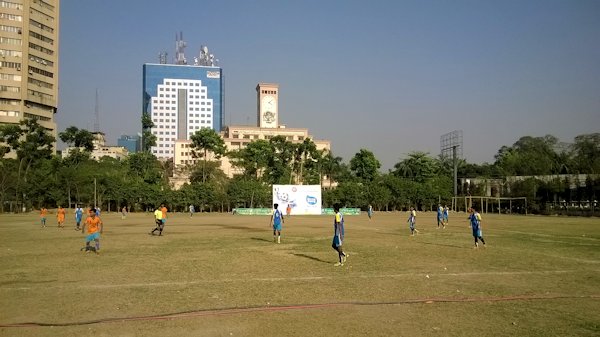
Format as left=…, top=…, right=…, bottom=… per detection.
left=207, top=71, right=220, bottom=78
left=306, top=195, right=318, bottom=205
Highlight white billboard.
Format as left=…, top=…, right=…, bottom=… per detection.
left=273, top=185, right=322, bottom=215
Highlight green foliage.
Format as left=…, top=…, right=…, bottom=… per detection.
left=494, top=135, right=562, bottom=176
left=227, top=177, right=270, bottom=208
left=350, top=149, right=381, bottom=182
left=190, top=128, right=227, bottom=183
left=393, top=151, right=440, bottom=183
left=572, top=133, right=600, bottom=174
left=59, top=126, right=94, bottom=152
left=1, top=126, right=598, bottom=214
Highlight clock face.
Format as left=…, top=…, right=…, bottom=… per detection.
left=261, top=95, right=276, bottom=126
left=261, top=95, right=276, bottom=112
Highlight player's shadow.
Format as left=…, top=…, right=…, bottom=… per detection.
left=415, top=241, right=466, bottom=249
left=291, top=253, right=331, bottom=264
left=250, top=237, right=272, bottom=243
left=217, top=225, right=262, bottom=232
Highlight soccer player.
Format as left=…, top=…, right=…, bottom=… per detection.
left=74, top=205, right=84, bottom=230
left=437, top=204, right=445, bottom=229
left=121, top=206, right=127, bottom=220
left=286, top=204, right=292, bottom=217
left=82, top=208, right=103, bottom=255
left=468, top=207, right=486, bottom=248
left=367, top=204, right=373, bottom=221
left=189, top=204, right=195, bottom=217
left=150, top=206, right=164, bottom=236
left=40, top=207, right=48, bottom=228
left=160, top=204, right=168, bottom=226
left=270, top=203, right=284, bottom=243
left=443, top=205, right=449, bottom=227
left=57, top=205, right=66, bottom=228
left=408, top=207, right=419, bottom=236
left=332, top=204, right=347, bottom=266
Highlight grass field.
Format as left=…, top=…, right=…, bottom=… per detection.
left=0, top=211, right=599, bottom=337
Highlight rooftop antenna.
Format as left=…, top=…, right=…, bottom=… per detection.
left=158, top=51, right=168, bottom=64
left=197, top=45, right=220, bottom=66
left=94, top=89, right=100, bottom=133
left=175, top=31, right=187, bottom=65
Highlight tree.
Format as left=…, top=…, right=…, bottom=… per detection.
left=141, top=114, right=156, bottom=152
left=393, top=152, right=439, bottom=183
left=229, top=140, right=272, bottom=180
left=267, top=136, right=295, bottom=184
left=572, top=133, right=600, bottom=174
left=321, top=151, right=344, bottom=188
left=494, top=135, right=560, bottom=176
left=59, top=126, right=94, bottom=152
left=293, top=138, right=318, bottom=184
left=190, top=128, right=227, bottom=183
left=349, top=149, right=381, bottom=182
left=0, top=118, right=55, bottom=210
left=126, top=152, right=163, bottom=184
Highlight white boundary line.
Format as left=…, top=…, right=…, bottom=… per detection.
left=1, top=269, right=594, bottom=291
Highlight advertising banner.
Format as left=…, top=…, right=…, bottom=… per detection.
left=273, top=185, right=322, bottom=215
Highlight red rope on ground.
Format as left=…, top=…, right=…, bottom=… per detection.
left=1, top=294, right=598, bottom=328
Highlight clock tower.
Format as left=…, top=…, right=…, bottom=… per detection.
left=256, top=83, right=279, bottom=128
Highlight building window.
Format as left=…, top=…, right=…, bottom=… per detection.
left=28, top=42, right=53, bottom=55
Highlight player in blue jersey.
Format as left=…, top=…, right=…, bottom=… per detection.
left=408, top=207, right=419, bottom=236
left=443, top=205, right=449, bottom=227
left=367, top=204, right=373, bottom=221
left=270, top=203, right=284, bottom=243
left=468, top=207, right=486, bottom=248
left=74, top=205, right=84, bottom=231
left=332, top=204, right=347, bottom=266
left=437, top=204, right=445, bottom=229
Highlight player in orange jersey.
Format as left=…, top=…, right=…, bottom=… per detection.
left=57, top=205, right=66, bottom=228
left=40, top=207, right=48, bottom=227
left=82, top=208, right=103, bottom=254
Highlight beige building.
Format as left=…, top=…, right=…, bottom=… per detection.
left=171, top=83, right=331, bottom=185
left=0, top=0, right=60, bottom=147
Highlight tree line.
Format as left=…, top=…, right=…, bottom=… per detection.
left=1, top=118, right=598, bottom=214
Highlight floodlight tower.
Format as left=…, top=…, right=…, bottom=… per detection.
left=440, top=130, right=463, bottom=196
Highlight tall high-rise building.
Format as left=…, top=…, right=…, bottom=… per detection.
left=143, top=63, right=223, bottom=159
left=143, top=35, right=223, bottom=159
left=0, top=0, right=60, bottom=143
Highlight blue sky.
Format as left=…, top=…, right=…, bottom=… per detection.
left=58, top=0, right=600, bottom=170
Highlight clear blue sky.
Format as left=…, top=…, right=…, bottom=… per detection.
left=58, top=0, right=600, bottom=170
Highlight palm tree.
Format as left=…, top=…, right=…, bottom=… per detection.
left=322, top=151, right=343, bottom=188
left=190, top=128, right=226, bottom=183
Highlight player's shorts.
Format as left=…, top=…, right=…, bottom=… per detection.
left=161, top=219, right=166, bottom=224
left=273, top=223, right=282, bottom=231
left=76, top=217, right=82, bottom=224
left=472, top=227, right=481, bottom=237
left=409, top=221, right=415, bottom=230
left=443, top=215, right=448, bottom=221
left=86, top=232, right=100, bottom=241
left=332, top=235, right=342, bottom=247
